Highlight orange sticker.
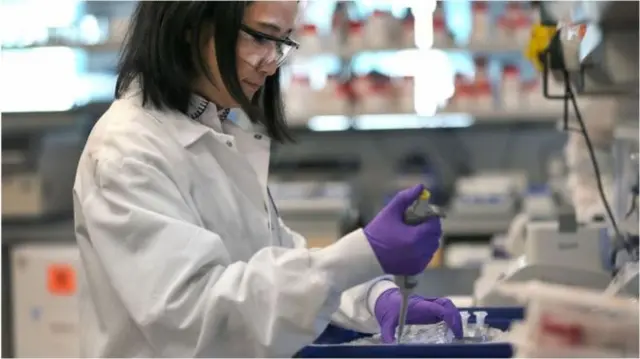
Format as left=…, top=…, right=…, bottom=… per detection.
left=47, top=264, right=76, bottom=296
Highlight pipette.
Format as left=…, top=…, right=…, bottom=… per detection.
left=396, top=189, right=444, bottom=344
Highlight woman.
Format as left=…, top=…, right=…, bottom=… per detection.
left=73, top=2, right=462, bottom=357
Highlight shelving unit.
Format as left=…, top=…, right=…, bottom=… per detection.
left=1, top=0, right=560, bottom=131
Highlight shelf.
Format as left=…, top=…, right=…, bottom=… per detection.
left=1, top=102, right=110, bottom=134
left=2, top=103, right=562, bottom=136
left=302, top=111, right=562, bottom=132
left=2, top=41, right=121, bottom=52
left=293, top=42, right=526, bottom=61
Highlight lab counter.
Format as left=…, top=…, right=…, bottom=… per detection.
left=442, top=216, right=513, bottom=237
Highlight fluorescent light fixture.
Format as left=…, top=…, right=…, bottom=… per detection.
left=306, top=113, right=474, bottom=132
left=1, top=47, right=82, bottom=112
left=354, top=113, right=474, bottom=130
left=307, top=115, right=351, bottom=131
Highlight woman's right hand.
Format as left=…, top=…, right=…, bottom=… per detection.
left=364, top=184, right=442, bottom=276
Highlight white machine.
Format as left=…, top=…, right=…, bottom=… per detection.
left=2, top=125, right=83, bottom=220
left=476, top=0, right=640, bottom=303
left=10, top=243, right=82, bottom=358
left=444, top=173, right=527, bottom=236
left=475, top=220, right=614, bottom=306
left=269, top=180, right=352, bottom=248
left=549, top=0, right=640, bottom=298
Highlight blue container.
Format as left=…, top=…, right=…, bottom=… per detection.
left=296, top=307, right=524, bottom=358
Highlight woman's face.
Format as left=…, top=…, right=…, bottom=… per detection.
left=197, top=1, right=299, bottom=108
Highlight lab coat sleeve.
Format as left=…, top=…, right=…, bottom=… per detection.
left=280, top=220, right=398, bottom=334
left=79, top=156, right=385, bottom=357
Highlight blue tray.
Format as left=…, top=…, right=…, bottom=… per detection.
left=296, top=307, right=524, bottom=358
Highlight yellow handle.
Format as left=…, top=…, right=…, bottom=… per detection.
left=525, top=23, right=558, bottom=72
left=419, top=189, right=431, bottom=201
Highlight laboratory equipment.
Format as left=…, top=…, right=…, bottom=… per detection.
left=542, top=1, right=639, bottom=96
left=504, top=185, right=561, bottom=259
left=10, top=243, right=82, bottom=358
left=2, top=123, right=83, bottom=220
left=444, top=173, right=527, bottom=236
left=605, top=261, right=639, bottom=298
left=298, top=307, right=522, bottom=358
left=475, top=220, right=613, bottom=307
left=472, top=310, right=488, bottom=339
left=459, top=311, right=471, bottom=333
left=521, top=1, right=639, bottom=303
left=605, top=119, right=639, bottom=298
left=498, top=281, right=639, bottom=357
left=269, top=158, right=359, bottom=248
left=396, top=189, right=443, bottom=344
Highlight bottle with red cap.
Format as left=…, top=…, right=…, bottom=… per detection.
left=397, top=75, right=415, bottom=114
left=346, top=20, right=365, bottom=55
left=364, top=9, right=401, bottom=50
left=354, top=71, right=399, bottom=115
left=285, top=74, right=314, bottom=122
left=317, top=75, right=352, bottom=116
left=449, top=74, right=474, bottom=113
left=473, top=58, right=493, bottom=111
left=401, top=8, right=416, bottom=49
left=432, top=6, right=448, bottom=48
left=501, top=65, right=521, bottom=111
left=471, top=1, right=489, bottom=46
left=298, top=23, right=322, bottom=56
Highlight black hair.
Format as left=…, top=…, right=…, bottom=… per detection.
left=115, top=1, right=293, bottom=143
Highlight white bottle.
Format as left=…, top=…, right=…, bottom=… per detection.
left=474, top=60, right=493, bottom=111
left=432, top=10, right=448, bottom=48
left=515, top=13, right=533, bottom=45
left=346, top=20, right=365, bottom=55
left=319, top=75, right=350, bottom=116
left=361, top=73, right=398, bottom=114
left=501, top=65, right=521, bottom=111
left=497, top=16, right=515, bottom=47
left=285, top=75, right=314, bottom=122
left=334, top=81, right=353, bottom=116
left=451, top=75, right=473, bottom=112
left=328, top=6, right=345, bottom=54
left=471, top=2, right=489, bottom=46
left=351, top=75, right=369, bottom=115
left=522, top=78, right=541, bottom=109
left=397, top=76, right=415, bottom=114
left=298, top=24, right=322, bottom=56
left=364, top=10, right=398, bottom=50
left=475, top=80, right=493, bottom=112
left=402, top=10, right=416, bottom=48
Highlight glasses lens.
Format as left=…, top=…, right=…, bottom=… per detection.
left=275, top=43, right=294, bottom=65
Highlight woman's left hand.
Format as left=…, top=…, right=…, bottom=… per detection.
left=374, top=288, right=463, bottom=343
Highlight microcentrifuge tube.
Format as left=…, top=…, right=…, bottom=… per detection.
left=473, top=311, right=488, bottom=338
left=460, top=311, right=471, bottom=335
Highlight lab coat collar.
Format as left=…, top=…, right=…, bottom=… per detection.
left=122, top=83, right=270, bottom=156
left=172, top=94, right=233, bottom=148
left=183, top=94, right=272, bottom=196
left=185, top=94, right=231, bottom=132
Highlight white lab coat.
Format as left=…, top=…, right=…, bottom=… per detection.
left=73, top=88, right=397, bottom=358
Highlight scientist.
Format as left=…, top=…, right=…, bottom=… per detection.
left=73, top=2, right=462, bottom=357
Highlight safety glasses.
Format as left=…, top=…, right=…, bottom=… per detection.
left=239, top=24, right=300, bottom=67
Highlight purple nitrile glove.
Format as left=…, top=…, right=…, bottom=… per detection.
left=374, top=288, right=463, bottom=343
left=364, top=184, right=442, bottom=276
